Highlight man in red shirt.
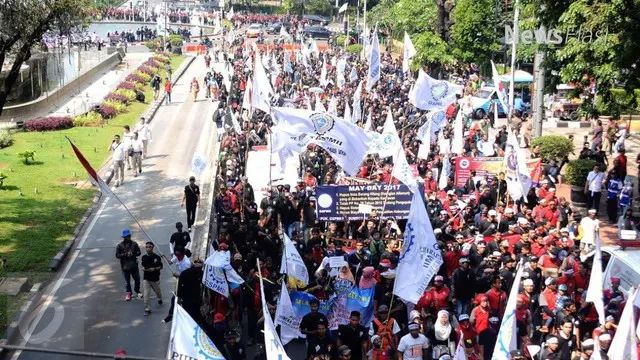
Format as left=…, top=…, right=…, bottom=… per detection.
left=541, top=201, right=561, bottom=227
left=470, top=295, right=491, bottom=335
left=429, top=275, right=451, bottom=312
left=485, top=276, right=507, bottom=318
left=423, top=170, right=438, bottom=196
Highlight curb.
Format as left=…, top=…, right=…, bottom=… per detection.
left=103, top=55, right=196, bottom=185
left=543, top=120, right=591, bottom=129
left=2, top=282, right=42, bottom=348
left=48, top=55, right=196, bottom=271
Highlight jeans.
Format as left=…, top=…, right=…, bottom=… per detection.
left=186, top=204, right=197, bottom=228
left=455, top=299, right=472, bottom=316
left=165, top=91, right=171, bottom=105
left=122, top=266, right=140, bottom=293
left=586, top=191, right=602, bottom=213
left=284, top=222, right=301, bottom=238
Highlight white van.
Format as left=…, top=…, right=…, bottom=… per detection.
left=597, top=246, right=640, bottom=297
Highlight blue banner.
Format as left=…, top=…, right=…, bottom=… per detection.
left=315, top=184, right=423, bottom=221
left=290, top=282, right=375, bottom=330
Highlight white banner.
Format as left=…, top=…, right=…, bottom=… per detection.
left=202, top=250, right=244, bottom=298
left=492, top=262, right=526, bottom=360
left=366, top=27, right=380, bottom=91
left=402, top=32, right=417, bottom=73
left=259, top=261, right=292, bottom=360
left=275, top=281, right=302, bottom=345
left=280, top=234, right=309, bottom=286
left=410, top=69, right=462, bottom=110
left=170, top=305, right=225, bottom=359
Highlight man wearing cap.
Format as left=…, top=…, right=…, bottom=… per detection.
left=577, top=339, right=595, bottom=359
left=428, top=275, right=450, bottom=313
left=539, top=277, right=558, bottom=329
left=603, top=276, right=625, bottom=303
left=370, top=305, right=400, bottom=355
left=115, top=229, right=142, bottom=301
left=337, top=311, right=369, bottom=360
left=541, top=336, right=561, bottom=359
left=337, top=345, right=352, bottom=360
left=220, top=329, right=245, bottom=360
left=479, top=210, right=498, bottom=236
left=397, top=323, right=429, bottom=360
left=451, top=257, right=476, bottom=316
left=498, top=208, right=516, bottom=233
left=181, top=176, right=201, bottom=231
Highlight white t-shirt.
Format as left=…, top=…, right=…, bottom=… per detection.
left=580, top=217, right=599, bottom=246
left=131, top=138, right=143, bottom=153
left=122, top=132, right=133, bottom=148
left=586, top=171, right=605, bottom=192
left=111, top=142, right=125, bottom=161
left=171, top=255, right=192, bottom=274
left=397, top=333, right=429, bottom=360
left=137, top=124, right=150, bottom=140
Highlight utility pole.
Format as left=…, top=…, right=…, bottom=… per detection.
left=533, top=44, right=546, bottom=137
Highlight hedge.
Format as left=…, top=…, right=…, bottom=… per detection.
left=24, top=117, right=73, bottom=132
left=530, top=136, right=574, bottom=163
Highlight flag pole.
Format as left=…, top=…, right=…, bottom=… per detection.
left=508, top=0, right=519, bottom=121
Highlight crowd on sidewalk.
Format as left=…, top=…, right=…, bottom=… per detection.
left=114, top=22, right=638, bottom=360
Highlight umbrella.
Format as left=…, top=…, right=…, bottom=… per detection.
left=309, top=87, right=324, bottom=94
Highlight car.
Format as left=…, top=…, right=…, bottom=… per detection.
left=470, top=87, right=506, bottom=119
left=302, top=26, right=331, bottom=39
left=585, top=245, right=640, bottom=297
left=266, top=22, right=281, bottom=35
left=303, top=15, right=330, bottom=26
left=246, top=23, right=263, bottom=38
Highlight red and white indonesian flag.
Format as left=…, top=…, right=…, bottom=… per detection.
left=68, top=138, right=111, bottom=194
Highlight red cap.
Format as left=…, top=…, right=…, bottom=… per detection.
left=380, top=259, right=391, bottom=268
left=214, top=313, right=225, bottom=323
left=219, top=243, right=229, bottom=250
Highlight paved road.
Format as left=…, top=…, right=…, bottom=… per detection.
left=8, top=56, right=218, bottom=360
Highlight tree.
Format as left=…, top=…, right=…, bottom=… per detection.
left=0, top=0, right=89, bottom=116
left=450, top=0, right=501, bottom=68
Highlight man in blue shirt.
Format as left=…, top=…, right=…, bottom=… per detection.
left=606, top=172, right=623, bottom=222
left=514, top=95, right=524, bottom=117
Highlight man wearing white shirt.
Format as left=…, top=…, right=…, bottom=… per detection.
left=108, top=134, right=126, bottom=187
left=122, top=125, right=133, bottom=170
left=163, top=247, right=192, bottom=323
left=584, top=164, right=605, bottom=214
left=136, top=117, right=151, bottom=159
left=397, top=323, right=429, bottom=360
left=580, top=209, right=599, bottom=251
left=131, top=132, right=144, bottom=176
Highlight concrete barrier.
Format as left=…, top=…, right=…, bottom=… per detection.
left=0, top=48, right=126, bottom=123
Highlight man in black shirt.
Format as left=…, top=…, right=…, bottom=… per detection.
left=170, top=222, right=191, bottom=257
left=221, top=330, right=246, bottom=360
left=300, top=299, right=329, bottom=338
left=181, top=176, right=200, bottom=231
left=307, top=318, right=337, bottom=360
left=337, top=311, right=369, bottom=360
left=141, top=241, right=163, bottom=316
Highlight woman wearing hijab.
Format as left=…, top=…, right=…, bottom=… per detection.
left=426, top=310, right=458, bottom=358
left=358, top=266, right=377, bottom=290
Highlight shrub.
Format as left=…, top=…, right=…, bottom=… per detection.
left=134, top=82, right=145, bottom=91
left=168, top=34, right=183, bottom=47
left=17, top=151, right=35, bottom=165
left=143, top=59, right=162, bottom=69
left=0, top=129, right=13, bottom=149
left=144, top=41, right=159, bottom=51
left=138, top=66, right=155, bottom=76
left=114, top=88, right=137, bottom=102
left=104, top=92, right=129, bottom=105
left=125, top=73, right=146, bottom=84
left=595, top=89, right=637, bottom=119
left=152, top=52, right=170, bottom=64
left=530, top=135, right=574, bottom=163
left=24, top=116, right=73, bottom=132
left=117, top=81, right=136, bottom=91
left=102, top=100, right=127, bottom=114
left=346, top=44, right=363, bottom=55
left=133, top=71, right=151, bottom=82
left=98, top=104, right=117, bottom=119
left=565, top=159, right=597, bottom=187
left=73, top=111, right=103, bottom=127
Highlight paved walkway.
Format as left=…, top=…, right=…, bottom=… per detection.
left=8, top=56, right=220, bottom=360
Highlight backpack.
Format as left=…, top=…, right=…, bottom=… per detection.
left=373, top=318, right=397, bottom=350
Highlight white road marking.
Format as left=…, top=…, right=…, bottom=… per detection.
left=11, top=197, right=110, bottom=360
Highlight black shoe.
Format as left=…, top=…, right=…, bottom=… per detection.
left=144, top=310, right=151, bottom=316
left=163, top=316, right=172, bottom=323
left=139, top=169, right=142, bottom=174
left=158, top=299, right=163, bottom=305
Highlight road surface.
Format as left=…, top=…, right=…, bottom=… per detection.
left=8, top=56, right=218, bottom=360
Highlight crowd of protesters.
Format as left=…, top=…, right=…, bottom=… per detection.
left=146, top=19, right=639, bottom=360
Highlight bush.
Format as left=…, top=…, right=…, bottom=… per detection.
left=144, top=59, right=162, bottom=69
left=168, top=34, right=183, bottom=47
left=126, top=73, right=147, bottom=84
left=117, top=81, right=136, bottom=91
left=595, top=89, right=637, bottom=119
left=17, top=151, right=35, bottom=165
left=133, top=71, right=151, bottom=82
left=98, top=104, right=117, bottom=119
left=530, top=135, right=574, bottom=163
left=104, top=92, right=129, bottom=105
left=24, top=116, right=73, bottom=132
left=565, top=159, right=597, bottom=187
left=73, top=111, right=103, bottom=127
left=152, top=52, right=170, bottom=64
left=138, top=66, right=155, bottom=76
left=102, top=100, right=127, bottom=114
left=346, top=44, right=363, bottom=55
left=0, top=129, right=13, bottom=149
left=114, top=88, right=137, bottom=102
left=144, top=41, right=159, bottom=51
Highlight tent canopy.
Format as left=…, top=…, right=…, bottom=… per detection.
left=500, top=70, right=534, bottom=83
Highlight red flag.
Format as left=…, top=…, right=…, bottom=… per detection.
left=67, top=138, right=112, bottom=194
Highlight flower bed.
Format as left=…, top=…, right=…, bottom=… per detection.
left=104, top=92, right=130, bottom=105
left=102, top=100, right=127, bottom=114
left=125, top=73, right=147, bottom=84
left=73, top=111, right=103, bottom=127
left=25, top=117, right=73, bottom=132
left=117, top=82, right=136, bottom=91
left=98, top=104, right=118, bottom=119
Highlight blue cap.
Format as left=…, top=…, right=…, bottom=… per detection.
left=121, top=229, right=131, bottom=237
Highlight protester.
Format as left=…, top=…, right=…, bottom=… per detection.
left=115, top=229, right=142, bottom=301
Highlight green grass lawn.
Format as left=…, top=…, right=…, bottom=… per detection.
left=0, top=54, right=185, bottom=333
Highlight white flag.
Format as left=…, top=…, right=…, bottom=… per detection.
left=258, top=260, right=291, bottom=360
left=280, top=25, right=291, bottom=39
left=351, top=81, right=363, bottom=123
left=438, top=128, right=450, bottom=155
left=491, top=60, right=509, bottom=114
left=393, top=191, right=443, bottom=303
left=338, top=2, right=348, bottom=13
left=170, top=304, right=225, bottom=360
left=410, top=69, right=463, bottom=110
left=369, top=109, right=400, bottom=158
left=503, top=130, right=532, bottom=202
left=392, top=149, right=418, bottom=191
left=315, top=96, right=326, bottom=113
left=608, top=287, right=639, bottom=360
left=350, top=66, right=358, bottom=83
left=450, top=110, right=464, bottom=155
left=230, top=109, right=242, bottom=134
left=310, top=39, right=320, bottom=57
left=280, top=234, right=309, bottom=286
left=271, top=107, right=372, bottom=175
left=226, top=6, right=234, bottom=20
left=366, top=26, right=380, bottom=91
left=284, top=53, right=293, bottom=74
left=344, top=102, right=352, bottom=124
left=492, top=261, right=526, bottom=360
left=417, top=117, right=432, bottom=157
left=202, top=250, right=245, bottom=298
left=275, top=281, right=302, bottom=345
left=227, top=28, right=236, bottom=44
left=455, top=334, right=467, bottom=360
left=320, top=58, right=328, bottom=86
left=439, top=154, right=450, bottom=190
left=586, top=231, right=606, bottom=326
left=251, top=53, right=274, bottom=113
left=242, top=75, right=252, bottom=111
left=363, top=112, right=372, bottom=131
left=337, top=58, right=347, bottom=88
left=402, top=32, right=417, bottom=73
left=327, top=96, right=338, bottom=115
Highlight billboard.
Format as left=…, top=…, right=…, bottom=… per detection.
left=454, top=157, right=542, bottom=188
